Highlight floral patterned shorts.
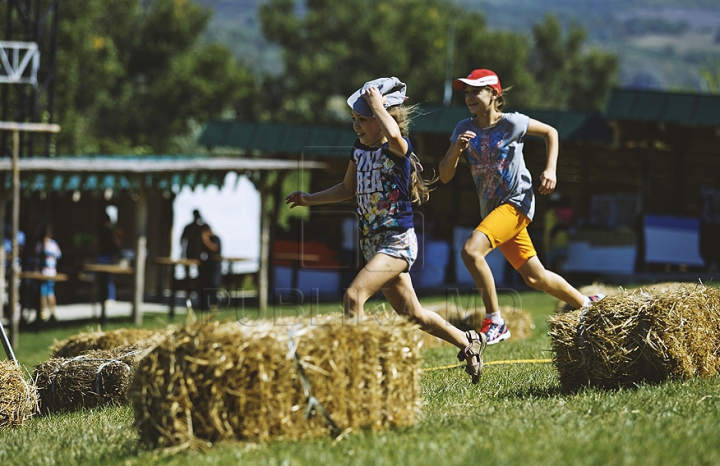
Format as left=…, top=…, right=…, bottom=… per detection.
left=360, top=228, right=418, bottom=271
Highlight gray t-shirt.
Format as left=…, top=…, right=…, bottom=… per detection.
left=450, top=112, right=535, bottom=221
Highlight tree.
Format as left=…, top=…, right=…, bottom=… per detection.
left=700, top=61, right=720, bottom=94
left=528, top=15, right=618, bottom=111
left=258, top=1, right=617, bottom=122
left=36, top=0, right=253, bottom=154
left=258, top=0, right=534, bottom=122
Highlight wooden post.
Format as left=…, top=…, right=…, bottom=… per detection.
left=258, top=179, right=271, bottom=316
left=0, top=194, right=6, bottom=320
left=271, top=171, right=289, bottom=287
left=132, top=182, right=148, bottom=325
left=0, top=122, right=60, bottom=352
left=0, top=192, right=14, bottom=362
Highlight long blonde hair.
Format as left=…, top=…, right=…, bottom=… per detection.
left=387, top=104, right=438, bottom=205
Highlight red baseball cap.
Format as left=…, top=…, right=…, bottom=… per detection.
left=453, top=69, right=502, bottom=94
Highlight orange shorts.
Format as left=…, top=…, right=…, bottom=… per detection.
left=475, top=203, right=537, bottom=270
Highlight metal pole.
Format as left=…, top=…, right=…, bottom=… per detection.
left=8, top=129, right=20, bottom=351
left=0, top=320, right=17, bottom=363
left=0, top=190, right=15, bottom=363
left=443, top=22, right=456, bottom=107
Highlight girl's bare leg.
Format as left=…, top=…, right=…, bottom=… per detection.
left=461, top=230, right=500, bottom=315
left=381, top=271, right=469, bottom=349
left=345, top=253, right=470, bottom=348
left=517, top=256, right=585, bottom=308
left=344, top=253, right=408, bottom=322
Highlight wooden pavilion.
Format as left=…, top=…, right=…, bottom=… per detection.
left=0, top=153, right=324, bottom=347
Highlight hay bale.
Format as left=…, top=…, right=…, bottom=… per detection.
left=50, top=328, right=162, bottom=358
left=418, top=331, right=449, bottom=349
left=641, top=281, right=694, bottom=294
left=130, top=316, right=422, bottom=449
left=548, top=283, right=720, bottom=391
left=33, top=347, right=142, bottom=414
left=426, top=303, right=534, bottom=341
left=555, top=282, right=622, bottom=313
left=0, top=361, right=37, bottom=429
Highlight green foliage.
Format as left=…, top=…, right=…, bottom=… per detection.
left=700, top=60, right=720, bottom=94
left=277, top=171, right=311, bottom=229
left=257, top=0, right=617, bottom=122
left=46, top=0, right=253, bottom=154
left=528, top=15, right=618, bottom=111
left=258, top=0, right=475, bottom=122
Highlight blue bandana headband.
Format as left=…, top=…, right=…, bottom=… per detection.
left=347, top=77, right=407, bottom=117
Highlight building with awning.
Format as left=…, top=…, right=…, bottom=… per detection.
left=0, top=154, right=325, bottom=344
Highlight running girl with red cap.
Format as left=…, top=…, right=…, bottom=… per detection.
left=440, top=69, right=604, bottom=345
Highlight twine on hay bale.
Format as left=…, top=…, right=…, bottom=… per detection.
left=50, top=328, right=162, bottom=358
left=130, top=316, right=423, bottom=450
left=0, top=361, right=38, bottom=429
left=33, top=347, right=142, bottom=414
left=548, top=283, right=720, bottom=391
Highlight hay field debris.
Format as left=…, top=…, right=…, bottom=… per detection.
left=0, top=361, right=38, bottom=429
left=33, top=347, right=143, bottom=414
left=131, top=315, right=423, bottom=451
left=548, top=282, right=720, bottom=391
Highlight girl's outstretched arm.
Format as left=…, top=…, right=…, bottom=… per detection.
left=439, top=130, right=475, bottom=183
left=363, top=86, right=408, bottom=157
left=527, top=118, right=558, bottom=195
left=285, top=161, right=356, bottom=208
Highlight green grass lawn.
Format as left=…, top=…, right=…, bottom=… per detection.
left=1, top=290, right=719, bottom=466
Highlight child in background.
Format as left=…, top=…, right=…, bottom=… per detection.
left=286, top=77, right=487, bottom=384
left=439, top=69, right=603, bottom=344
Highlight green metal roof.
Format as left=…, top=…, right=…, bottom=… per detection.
left=0, top=155, right=324, bottom=194
left=198, top=121, right=357, bottom=156
left=199, top=105, right=613, bottom=155
left=605, top=88, right=720, bottom=126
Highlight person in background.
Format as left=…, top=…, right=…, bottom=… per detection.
left=4, top=224, right=25, bottom=320
left=699, top=175, right=720, bottom=272
left=198, top=223, right=222, bottom=311
left=544, top=192, right=574, bottom=273
left=180, top=209, right=206, bottom=304
left=97, top=212, right=122, bottom=304
left=440, top=69, right=604, bottom=344
left=36, top=225, right=62, bottom=322
left=181, top=209, right=205, bottom=261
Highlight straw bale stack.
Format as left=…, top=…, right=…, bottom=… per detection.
left=0, top=361, right=37, bottom=429
left=548, top=283, right=720, bottom=391
left=642, top=281, right=694, bottom=294
left=130, top=316, right=423, bottom=449
left=50, top=328, right=163, bottom=358
left=33, top=347, right=143, bottom=414
left=425, top=303, right=534, bottom=342
left=555, top=282, right=622, bottom=313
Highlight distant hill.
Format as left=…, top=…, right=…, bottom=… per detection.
left=199, top=0, right=720, bottom=91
